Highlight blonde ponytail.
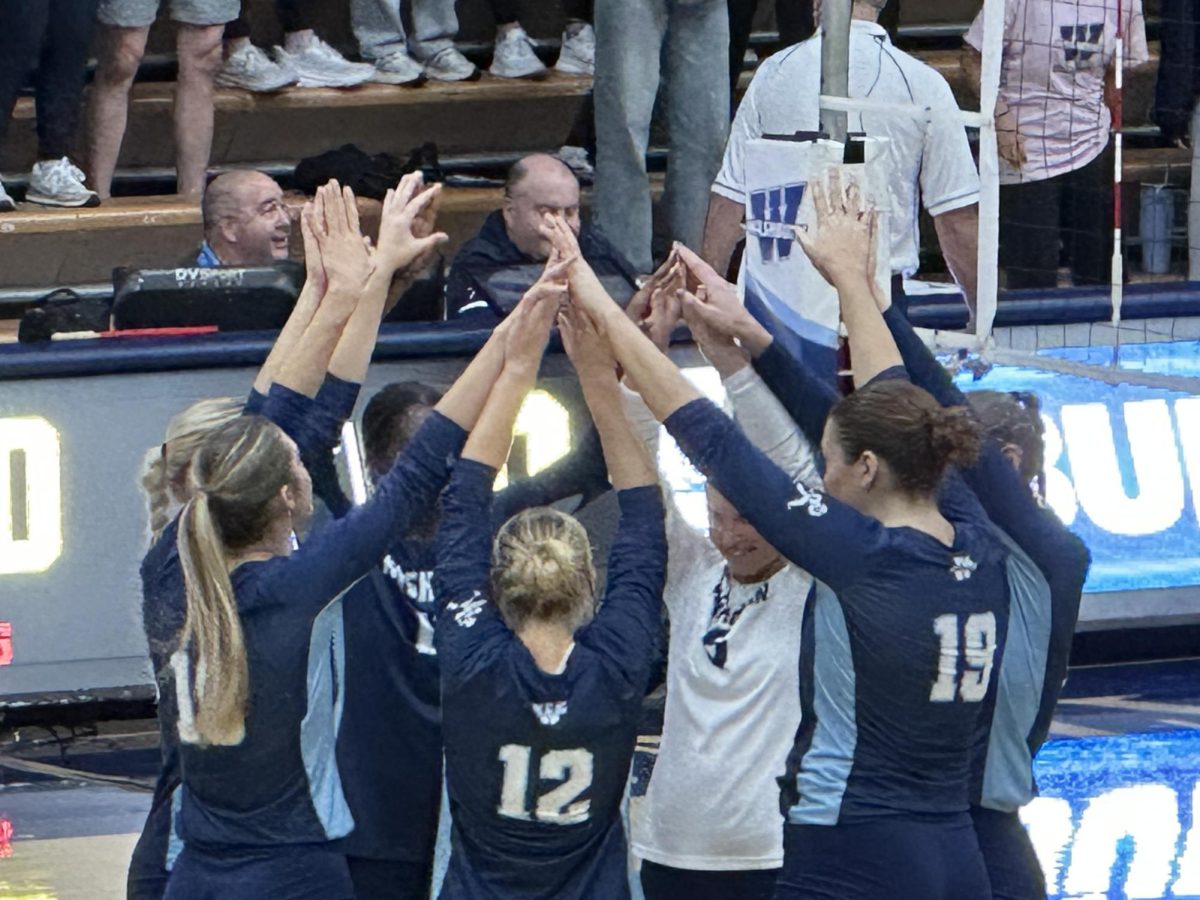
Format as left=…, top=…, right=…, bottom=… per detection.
left=177, top=493, right=249, bottom=746
left=141, top=448, right=173, bottom=542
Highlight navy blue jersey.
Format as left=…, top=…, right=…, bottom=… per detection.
left=664, top=398, right=1011, bottom=823
left=882, top=305, right=1090, bottom=810
left=433, top=460, right=666, bottom=899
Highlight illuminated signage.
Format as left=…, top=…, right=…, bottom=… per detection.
left=1023, top=731, right=1200, bottom=899
left=0, top=417, right=62, bottom=575
left=954, top=350, right=1200, bottom=593
left=494, top=390, right=572, bottom=491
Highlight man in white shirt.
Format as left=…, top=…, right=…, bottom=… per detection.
left=702, top=0, right=980, bottom=319
left=962, top=0, right=1150, bottom=289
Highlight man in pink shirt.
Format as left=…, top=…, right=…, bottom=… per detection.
left=963, top=0, right=1150, bottom=290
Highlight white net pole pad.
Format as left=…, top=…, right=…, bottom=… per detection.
left=739, top=137, right=892, bottom=356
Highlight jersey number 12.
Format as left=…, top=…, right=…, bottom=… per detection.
left=929, top=612, right=997, bottom=703
left=497, top=744, right=594, bottom=825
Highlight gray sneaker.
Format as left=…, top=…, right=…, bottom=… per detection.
left=217, top=42, right=297, bottom=92
left=26, top=158, right=100, bottom=208
left=0, top=180, right=14, bottom=212
left=555, top=23, right=594, bottom=75
left=423, top=46, right=478, bottom=82
left=489, top=25, right=547, bottom=79
left=274, top=37, right=375, bottom=89
left=371, top=50, right=426, bottom=85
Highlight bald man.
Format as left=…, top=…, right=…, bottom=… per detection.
left=196, top=170, right=292, bottom=267
left=446, top=153, right=638, bottom=322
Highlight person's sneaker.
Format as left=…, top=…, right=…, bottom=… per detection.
left=26, top=158, right=100, bottom=208
left=370, top=50, right=426, bottom=85
left=489, top=25, right=547, bottom=79
left=557, top=145, right=594, bottom=180
left=217, top=42, right=297, bottom=92
left=274, top=37, right=375, bottom=89
left=0, top=180, right=15, bottom=212
left=555, top=22, right=594, bottom=75
left=422, top=46, right=479, bottom=82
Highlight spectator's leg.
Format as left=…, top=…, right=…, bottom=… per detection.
left=490, top=0, right=520, bottom=27
left=276, top=0, right=324, bottom=33
left=352, top=0, right=410, bottom=60
left=662, top=0, right=730, bottom=260
left=0, top=0, right=48, bottom=150
left=561, top=0, right=592, bottom=22
left=998, top=175, right=1063, bottom=290
left=223, top=8, right=252, bottom=44
left=408, top=0, right=462, bottom=61
left=87, top=23, right=151, bottom=200
left=1063, top=144, right=1115, bottom=287
left=593, top=0, right=668, bottom=272
left=34, top=0, right=100, bottom=162
left=727, top=0, right=757, bottom=100
left=174, top=23, right=225, bottom=200
left=1190, top=100, right=1200, bottom=280
left=775, top=0, right=813, bottom=46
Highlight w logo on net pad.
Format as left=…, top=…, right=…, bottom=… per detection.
left=1060, top=23, right=1104, bottom=63
left=748, top=183, right=806, bottom=263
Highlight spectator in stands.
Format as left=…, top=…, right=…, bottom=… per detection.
left=963, top=0, right=1149, bottom=290
left=1154, top=0, right=1200, bottom=279
left=218, top=2, right=374, bottom=91
left=351, top=0, right=479, bottom=83
left=704, top=0, right=980, bottom=319
left=0, top=0, right=101, bottom=210
left=446, top=153, right=637, bottom=321
left=89, top=0, right=240, bottom=202
left=196, top=170, right=292, bottom=266
left=594, top=0, right=729, bottom=273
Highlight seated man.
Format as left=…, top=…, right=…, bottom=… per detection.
left=196, top=170, right=292, bottom=267
left=446, top=153, right=639, bottom=322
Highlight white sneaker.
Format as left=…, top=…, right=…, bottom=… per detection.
left=422, top=46, right=478, bottom=82
left=217, top=42, right=297, bottom=92
left=489, top=25, right=547, bottom=79
left=371, top=50, right=426, bottom=85
left=557, top=145, right=593, bottom=179
left=0, top=180, right=14, bottom=212
left=555, top=23, right=594, bottom=75
left=274, top=37, right=375, bottom=89
left=26, top=158, right=100, bottom=208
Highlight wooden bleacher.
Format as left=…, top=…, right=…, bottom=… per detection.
left=0, top=0, right=1182, bottom=312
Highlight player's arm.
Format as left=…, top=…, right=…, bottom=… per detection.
left=933, top=205, right=979, bottom=326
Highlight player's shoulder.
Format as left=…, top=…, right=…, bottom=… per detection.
left=881, top=40, right=957, bottom=98
left=752, top=39, right=819, bottom=84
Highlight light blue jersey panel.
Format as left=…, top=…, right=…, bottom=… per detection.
left=301, top=588, right=355, bottom=839
left=980, top=529, right=1052, bottom=812
left=788, top=583, right=857, bottom=826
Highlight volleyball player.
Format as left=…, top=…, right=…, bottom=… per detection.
left=545, top=209, right=1009, bottom=898
left=617, top=278, right=819, bottom=900
left=432, top=283, right=667, bottom=899
left=130, top=176, right=449, bottom=900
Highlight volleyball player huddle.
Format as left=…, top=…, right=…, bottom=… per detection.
left=130, top=167, right=1089, bottom=900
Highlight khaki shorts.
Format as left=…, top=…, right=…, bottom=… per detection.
left=98, top=0, right=239, bottom=28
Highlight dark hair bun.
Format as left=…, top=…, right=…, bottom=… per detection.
left=928, top=405, right=981, bottom=470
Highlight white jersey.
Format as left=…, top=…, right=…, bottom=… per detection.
left=965, top=0, right=1149, bottom=185
left=626, top=368, right=818, bottom=871
left=713, top=20, right=980, bottom=276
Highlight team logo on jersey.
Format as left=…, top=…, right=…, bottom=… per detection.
left=1060, top=23, right=1104, bottom=64
left=951, top=554, right=978, bottom=582
left=447, top=592, right=487, bottom=628
left=747, top=182, right=806, bottom=263
left=703, top=571, right=770, bottom=669
left=786, top=482, right=828, bottom=517
left=532, top=701, right=569, bottom=726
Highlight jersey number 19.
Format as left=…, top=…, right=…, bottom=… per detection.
left=929, top=612, right=997, bottom=703
left=497, top=744, right=594, bottom=825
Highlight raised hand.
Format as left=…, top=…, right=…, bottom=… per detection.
left=314, top=180, right=374, bottom=296
left=642, top=276, right=682, bottom=355
left=559, top=302, right=617, bottom=378
left=299, top=203, right=327, bottom=297
left=503, top=254, right=572, bottom=373
left=793, top=167, right=878, bottom=290
left=680, top=286, right=749, bottom=376
left=626, top=252, right=682, bottom=326
left=374, top=173, right=450, bottom=278
left=541, top=213, right=620, bottom=326
left=671, top=243, right=769, bottom=354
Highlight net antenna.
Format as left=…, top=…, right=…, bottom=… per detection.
left=1110, top=0, right=1125, bottom=327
